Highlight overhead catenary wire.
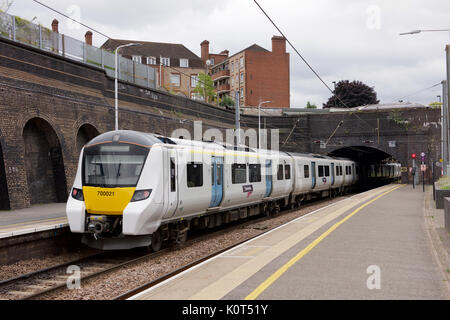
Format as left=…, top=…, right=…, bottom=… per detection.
left=393, top=82, right=442, bottom=103
left=32, top=0, right=111, bottom=39
left=252, top=0, right=377, bottom=132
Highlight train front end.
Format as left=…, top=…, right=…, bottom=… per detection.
left=66, top=130, right=163, bottom=250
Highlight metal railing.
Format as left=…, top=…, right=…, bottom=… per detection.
left=0, top=11, right=156, bottom=89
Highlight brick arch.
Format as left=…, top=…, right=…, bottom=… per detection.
left=0, top=129, right=10, bottom=209
left=22, top=117, right=68, bottom=204
left=76, top=123, right=100, bottom=154
left=328, top=145, right=394, bottom=163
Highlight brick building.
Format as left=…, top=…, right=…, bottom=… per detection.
left=102, top=39, right=205, bottom=99
left=202, top=36, right=290, bottom=108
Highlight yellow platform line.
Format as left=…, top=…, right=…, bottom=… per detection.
left=244, top=184, right=404, bottom=300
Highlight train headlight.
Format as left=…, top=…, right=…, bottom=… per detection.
left=71, top=188, right=84, bottom=201
left=131, top=189, right=152, bottom=202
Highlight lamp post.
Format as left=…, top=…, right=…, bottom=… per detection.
left=258, top=100, right=272, bottom=149
left=399, top=29, right=450, bottom=40
left=400, top=29, right=450, bottom=175
left=115, top=43, right=141, bottom=131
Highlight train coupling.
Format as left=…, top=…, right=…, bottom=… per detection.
left=87, top=215, right=109, bottom=236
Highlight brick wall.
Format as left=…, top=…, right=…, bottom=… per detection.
left=245, top=49, right=290, bottom=108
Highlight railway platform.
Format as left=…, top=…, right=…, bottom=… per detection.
left=131, top=184, right=450, bottom=300
left=0, top=203, right=67, bottom=238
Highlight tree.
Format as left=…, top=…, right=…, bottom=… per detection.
left=219, top=95, right=235, bottom=108
left=429, top=101, right=442, bottom=109
left=306, top=101, right=317, bottom=109
left=193, top=72, right=216, bottom=103
left=323, top=80, right=379, bottom=108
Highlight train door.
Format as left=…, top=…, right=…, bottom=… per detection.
left=331, top=163, right=335, bottom=186
left=311, top=161, right=316, bottom=189
left=352, top=163, right=356, bottom=183
left=210, top=156, right=224, bottom=207
left=265, top=159, right=273, bottom=197
left=165, top=150, right=179, bottom=218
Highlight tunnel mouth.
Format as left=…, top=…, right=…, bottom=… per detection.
left=328, top=146, right=393, bottom=164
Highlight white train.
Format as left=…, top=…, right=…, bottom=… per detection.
left=66, top=130, right=400, bottom=250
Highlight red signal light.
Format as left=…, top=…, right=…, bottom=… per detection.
left=411, top=153, right=416, bottom=159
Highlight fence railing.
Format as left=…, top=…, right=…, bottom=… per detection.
left=0, top=11, right=156, bottom=89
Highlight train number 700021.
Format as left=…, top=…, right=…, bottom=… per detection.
left=97, top=191, right=115, bottom=197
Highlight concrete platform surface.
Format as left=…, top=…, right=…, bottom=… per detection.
left=0, top=203, right=67, bottom=237
left=131, top=184, right=450, bottom=300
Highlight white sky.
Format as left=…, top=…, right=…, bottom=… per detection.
left=4, top=0, right=450, bottom=108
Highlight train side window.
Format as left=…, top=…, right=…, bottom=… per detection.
left=211, top=164, right=215, bottom=185
left=217, top=164, right=222, bottom=185
left=324, top=166, right=330, bottom=177
left=249, top=164, right=261, bottom=182
left=187, top=163, right=203, bottom=188
left=340, top=166, right=343, bottom=175
left=349, top=166, right=352, bottom=175
left=318, top=165, right=324, bottom=177
left=170, top=158, right=176, bottom=192
left=285, top=164, right=291, bottom=180
left=277, top=164, right=284, bottom=180
left=336, top=166, right=339, bottom=176
left=304, top=165, right=310, bottom=178
left=232, top=163, right=247, bottom=184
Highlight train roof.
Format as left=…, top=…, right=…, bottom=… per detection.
left=85, top=130, right=161, bottom=148
left=85, top=131, right=354, bottom=162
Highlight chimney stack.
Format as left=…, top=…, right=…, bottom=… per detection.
left=271, top=35, right=286, bottom=54
left=220, top=50, right=229, bottom=57
left=85, top=31, right=93, bottom=46
left=51, top=19, right=59, bottom=33
left=200, top=40, right=209, bottom=64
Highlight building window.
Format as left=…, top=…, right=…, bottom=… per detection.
left=249, top=164, right=261, bottom=183
left=231, top=62, right=234, bottom=72
left=170, top=73, right=180, bottom=86
left=231, top=77, right=234, bottom=86
left=191, top=75, right=198, bottom=88
left=180, top=58, right=189, bottom=68
left=187, top=163, right=203, bottom=188
left=147, top=56, right=156, bottom=65
left=232, top=164, right=247, bottom=184
left=161, top=57, right=170, bottom=66
left=132, top=55, right=142, bottom=64
left=210, top=58, right=215, bottom=65
left=240, top=57, right=244, bottom=68
left=240, top=88, right=244, bottom=98
left=304, top=165, right=310, bottom=178
left=277, top=164, right=284, bottom=180
left=240, top=72, right=244, bottom=83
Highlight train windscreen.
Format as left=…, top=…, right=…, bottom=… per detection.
left=82, top=144, right=149, bottom=187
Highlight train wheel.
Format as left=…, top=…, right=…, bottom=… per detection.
left=151, top=228, right=163, bottom=252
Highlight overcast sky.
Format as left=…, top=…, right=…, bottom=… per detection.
left=4, top=0, right=450, bottom=108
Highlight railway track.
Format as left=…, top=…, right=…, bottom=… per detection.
left=0, top=188, right=370, bottom=300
